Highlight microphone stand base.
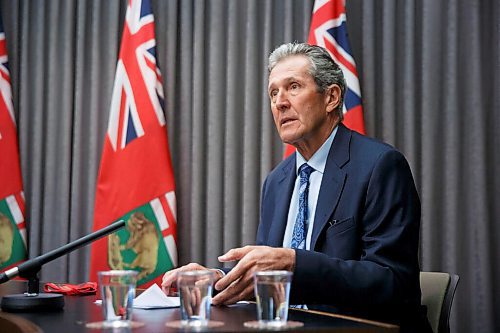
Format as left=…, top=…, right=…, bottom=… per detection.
left=1, top=293, right=64, bottom=312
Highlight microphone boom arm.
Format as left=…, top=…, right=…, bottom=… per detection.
left=0, top=219, right=126, bottom=285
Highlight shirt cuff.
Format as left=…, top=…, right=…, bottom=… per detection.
left=211, top=268, right=226, bottom=279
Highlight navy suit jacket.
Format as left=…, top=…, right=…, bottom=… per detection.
left=257, top=123, right=430, bottom=331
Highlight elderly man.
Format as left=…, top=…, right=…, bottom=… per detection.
left=162, top=42, right=431, bottom=332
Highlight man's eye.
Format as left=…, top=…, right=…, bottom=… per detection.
left=290, top=83, right=299, bottom=90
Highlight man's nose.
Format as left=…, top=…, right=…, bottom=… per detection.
left=275, top=90, right=290, bottom=110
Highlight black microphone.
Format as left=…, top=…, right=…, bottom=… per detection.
left=0, top=219, right=126, bottom=311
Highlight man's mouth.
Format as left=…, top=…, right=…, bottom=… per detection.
left=281, top=117, right=296, bottom=126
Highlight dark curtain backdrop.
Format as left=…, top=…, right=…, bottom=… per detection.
left=0, top=1, right=498, bottom=332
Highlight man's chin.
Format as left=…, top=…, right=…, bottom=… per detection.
left=279, top=133, right=301, bottom=146
left=279, top=128, right=301, bottom=143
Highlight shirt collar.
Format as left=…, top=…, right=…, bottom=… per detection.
left=296, top=125, right=338, bottom=175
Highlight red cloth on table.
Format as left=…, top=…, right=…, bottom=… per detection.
left=43, top=282, right=97, bottom=295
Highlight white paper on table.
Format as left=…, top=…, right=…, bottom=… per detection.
left=133, top=283, right=180, bottom=309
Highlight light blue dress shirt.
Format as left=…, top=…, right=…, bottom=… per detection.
left=282, top=126, right=338, bottom=250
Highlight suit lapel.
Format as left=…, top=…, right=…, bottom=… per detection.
left=267, top=156, right=296, bottom=247
left=311, top=124, right=351, bottom=249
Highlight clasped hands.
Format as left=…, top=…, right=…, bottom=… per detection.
left=161, top=245, right=295, bottom=305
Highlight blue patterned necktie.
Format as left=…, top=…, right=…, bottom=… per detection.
left=291, top=163, right=315, bottom=249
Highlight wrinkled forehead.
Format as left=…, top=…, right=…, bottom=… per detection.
left=268, top=55, right=313, bottom=88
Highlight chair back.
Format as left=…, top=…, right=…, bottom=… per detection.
left=420, top=271, right=459, bottom=333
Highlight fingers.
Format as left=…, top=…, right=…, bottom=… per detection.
left=215, top=257, right=253, bottom=292
left=181, top=286, right=193, bottom=316
left=194, top=287, right=202, bottom=309
left=219, top=283, right=254, bottom=305
left=161, top=269, right=180, bottom=295
left=218, top=245, right=255, bottom=262
left=212, top=273, right=254, bottom=305
left=215, top=246, right=275, bottom=292
left=184, top=287, right=202, bottom=316
left=215, top=246, right=263, bottom=291
left=161, top=263, right=207, bottom=295
left=208, top=269, right=225, bottom=283
left=277, top=283, right=285, bottom=303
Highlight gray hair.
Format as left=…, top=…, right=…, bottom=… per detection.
left=268, top=42, right=346, bottom=120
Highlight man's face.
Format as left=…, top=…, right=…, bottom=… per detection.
left=268, top=55, right=339, bottom=150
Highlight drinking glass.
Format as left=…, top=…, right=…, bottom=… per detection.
left=98, top=270, right=138, bottom=328
left=177, top=270, right=215, bottom=327
left=253, top=270, right=292, bottom=328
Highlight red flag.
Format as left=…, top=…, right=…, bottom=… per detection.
left=283, top=0, right=365, bottom=158
left=89, top=0, right=177, bottom=288
left=0, top=17, right=27, bottom=271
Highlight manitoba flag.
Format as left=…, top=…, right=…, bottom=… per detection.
left=89, top=0, right=177, bottom=288
left=284, top=0, right=365, bottom=158
left=0, top=16, right=27, bottom=272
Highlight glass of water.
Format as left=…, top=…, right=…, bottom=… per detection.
left=177, top=270, right=215, bottom=327
left=98, top=270, right=138, bottom=328
left=253, top=270, right=292, bottom=328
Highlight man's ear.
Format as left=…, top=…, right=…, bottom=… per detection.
left=325, top=84, right=341, bottom=114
